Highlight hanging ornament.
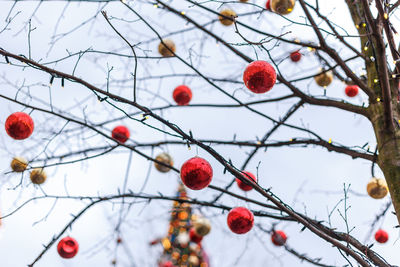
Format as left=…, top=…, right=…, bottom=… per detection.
left=158, top=39, right=176, bottom=57
left=112, top=125, right=130, bottom=143
left=290, top=50, right=301, bottom=62
left=235, top=171, right=257, bottom=191
left=367, top=177, right=388, bottom=199
left=180, top=157, right=213, bottom=190
left=270, top=0, right=295, bottom=15
left=30, top=168, right=47, bottom=185
left=10, top=157, right=28, bottom=172
left=243, top=60, right=277, bottom=93
left=271, top=230, right=287, bottom=246
left=345, top=85, right=359, bottom=97
left=57, top=237, right=79, bottom=259
left=189, top=228, right=203, bottom=244
left=314, top=70, right=333, bottom=87
left=154, top=153, right=174, bottom=173
left=266, top=0, right=271, bottom=10
left=227, top=207, right=254, bottom=234
left=176, top=232, right=190, bottom=246
left=173, top=85, right=192, bottom=106
left=5, top=112, right=34, bottom=140
left=188, top=255, right=200, bottom=265
left=374, top=229, right=389, bottom=243
left=193, top=217, right=211, bottom=236
left=219, top=9, right=237, bottom=26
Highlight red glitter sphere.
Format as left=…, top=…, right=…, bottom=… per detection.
left=235, top=171, right=257, bottom=191
left=375, top=229, right=389, bottom=244
left=112, top=125, right=130, bottom=143
left=5, top=112, right=34, bottom=140
left=266, top=0, right=271, bottom=10
left=271, top=230, right=287, bottom=246
left=243, top=61, right=277, bottom=94
left=227, top=207, right=254, bottom=234
left=57, top=237, right=79, bottom=259
left=173, top=85, right=192, bottom=106
left=345, top=85, right=359, bottom=97
left=180, top=157, right=213, bottom=190
left=189, top=227, right=203, bottom=244
left=290, top=51, right=301, bottom=62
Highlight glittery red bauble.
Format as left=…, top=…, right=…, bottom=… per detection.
left=112, top=125, right=130, bottom=143
left=266, top=0, right=271, bottom=10
left=180, top=157, right=213, bottom=190
left=159, top=261, right=175, bottom=267
left=189, top=227, right=203, bottom=244
left=243, top=61, right=276, bottom=94
left=271, top=230, right=287, bottom=246
left=290, top=51, right=301, bottom=62
left=375, top=229, right=389, bottom=243
left=227, top=207, right=254, bottom=234
left=235, top=171, right=257, bottom=191
left=57, top=237, right=79, bottom=259
left=173, top=85, right=192, bottom=106
left=5, top=112, right=34, bottom=140
left=345, top=85, right=359, bottom=97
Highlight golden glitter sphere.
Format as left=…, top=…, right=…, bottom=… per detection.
left=10, top=157, right=28, bottom=172
left=193, top=217, right=211, bottom=236
left=158, top=39, right=176, bottom=57
left=314, top=70, right=333, bottom=87
left=367, top=178, right=389, bottom=199
left=188, top=255, right=199, bottom=265
left=271, top=0, right=295, bottom=15
left=30, top=168, right=47, bottom=185
left=154, top=153, right=174, bottom=173
left=219, top=9, right=237, bottom=26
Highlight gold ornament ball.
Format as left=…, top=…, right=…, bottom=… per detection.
left=193, top=217, right=211, bottom=236
left=158, top=39, right=176, bottom=57
left=30, top=168, right=47, bottom=185
left=271, top=0, right=295, bottom=15
left=239, top=0, right=248, bottom=2
left=154, top=153, right=174, bottom=173
left=314, top=70, right=333, bottom=87
left=367, top=178, right=389, bottom=199
left=188, top=255, right=199, bottom=266
left=10, top=157, right=28, bottom=172
left=219, top=9, right=237, bottom=26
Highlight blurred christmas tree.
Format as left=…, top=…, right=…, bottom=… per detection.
left=152, top=184, right=210, bottom=267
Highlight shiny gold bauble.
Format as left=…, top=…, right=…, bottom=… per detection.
left=219, top=9, right=237, bottom=26
left=30, top=168, right=47, bottom=185
left=154, top=153, right=174, bottom=173
left=193, top=217, right=211, bottom=236
left=367, top=178, right=389, bottom=199
left=158, top=39, right=176, bottom=57
left=188, top=255, right=200, bottom=266
left=271, top=0, right=295, bottom=15
left=10, top=157, right=28, bottom=172
left=314, top=70, right=333, bottom=87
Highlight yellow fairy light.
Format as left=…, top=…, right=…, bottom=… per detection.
left=377, top=97, right=381, bottom=102
left=362, top=23, right=366, bottom=27
left=153, top=4, right=158, bottom=8
left=289, top=138, right=293, bottom=142
left=374, top=79, right=379, bottom=83
left=181, top=11, right=186, bottom=15
left=328, top=138, right=332, bottom=144
left=356, top=24, right=360, bottom=29
left=307, top=47, right=313, bottom=51
left=392, top=74, right=396, bottom=78
left=364, top=46, right=368, bottom=51
left=384, top=13, right=388, bottom=19
left=294, top=38, right=300, bottom=43
left=287, top=8, right=292, bottom=12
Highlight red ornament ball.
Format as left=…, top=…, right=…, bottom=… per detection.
left=189, top=228, right=203, bottom=244
left=375, top=229, right=389, bottom=244
left=227, top=207, right=254, bottom=234
left=159, top=261, right=175, bottom=267
left=112, top=125, right=130, bottom=143
left=57, top=237, right=79, bottom=259
left=290, top=51, right=301, bottom=62
left=5, top=112, right=34, bottom=140
left=236, top=171, right=257, bottom=191
left=266, top=0, right=271, bottom=10
left=173, top=85, right=192, bottom=106
left=271, top=230, right=287, bottom=246
left=180, top=157, right=213, bottom=190
left=243, top=61, right=277, bottom=94
left=345, top=85, right=359, bottom=97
